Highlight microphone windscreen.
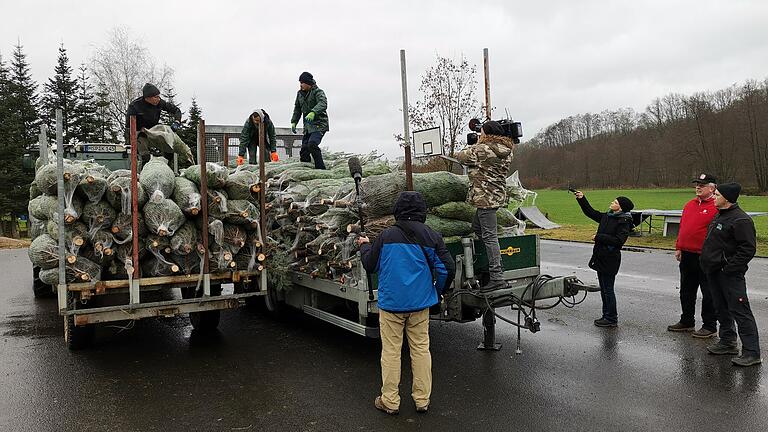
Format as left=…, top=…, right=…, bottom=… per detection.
left=348, top=157, right=362, bottom=177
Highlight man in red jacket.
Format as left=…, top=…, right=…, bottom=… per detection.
left=667, top=173, right=719, bottom=337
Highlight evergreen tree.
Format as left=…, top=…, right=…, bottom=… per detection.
left=94, top=81, right=118, bottom=143
left=42, top=43, right=79, bottom=142
left=71, top=64, right=99, bottom=142
left=9, top=41, right=40, bottom=143
left=0, top=49, right=34, bottom=218
left=159, top=86, right=179, bottom=126
left=179, top=97, right=202, bottom=149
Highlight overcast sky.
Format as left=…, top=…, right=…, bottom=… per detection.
left=2, top=0, right=767, bottom=158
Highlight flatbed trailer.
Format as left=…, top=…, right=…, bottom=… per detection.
left=38, top=111, right=270, bottom=349
left=269, top=233, right=596, bottom=349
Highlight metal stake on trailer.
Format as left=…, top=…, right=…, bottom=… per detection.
left=198, top=120, right=211, bottom=296
left=55, top=109, right=67, bottom=312
left=129, top=116, right=141, bottom=304
left=223, top=133, right=229, bottom=167
left=257, top=115, right=268, bottom=293
left=400, top=49, right=414, bottom=191
left=483, top=47, right=492, bottom=120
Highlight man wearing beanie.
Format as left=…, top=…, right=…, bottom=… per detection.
left=291, top=72, right=328, bottom=169
left=573, top=191, right=635, bottom=327
left=700, top=182, right=761, bottom=366
left=667, top=173, right=719, bottom=337
left=125, top=83, right=182, bottom=162
left=456, top=121, right=515, bottom=291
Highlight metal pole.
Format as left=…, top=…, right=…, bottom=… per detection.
left=55, top=110, right=67, bottom=312
left=483, top=48, right=491, bottom=120
left=223, top=133, right=229, bottom=167
left=39, top=126, right=49, bottom=165
left=258, top=119, right=267, bottom=245
left=400, top=49, right=414, bottom=191
left=198, top=120, right=211, bottom=296
left=129, top=116, right=140, bottom=305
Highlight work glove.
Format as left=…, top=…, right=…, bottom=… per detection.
left=291, top=123, right=297, bottom=134
left=305, top=112, right=315, bottom=122
left=170, top=121, right=182, bottom=132
left=237, top=155, right=245, bottom=166
left=270, top=152, right=279, bottom=162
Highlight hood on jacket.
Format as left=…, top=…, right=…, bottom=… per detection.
left=393, top=191, right=427, bottom=223
left=478, top=134, right=514, bottom=158
left=248, top=109, right=270, bottom=123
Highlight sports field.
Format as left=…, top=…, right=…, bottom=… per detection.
left=521, top=188, right=768, bottom=257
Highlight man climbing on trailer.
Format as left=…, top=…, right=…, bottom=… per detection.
left=125, top=83, right=183, bottom=164
left=238, top=109, right=278, bottom=165
left=456, top=120, right=515, bottom=291
left=290, top=71, right=328, bottom=169
left=357, top=191, right=455, bottom=415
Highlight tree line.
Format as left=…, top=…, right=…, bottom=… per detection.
left=0, top=29, right=203, bottom=225
left=512, top=78, right=768, bottom=193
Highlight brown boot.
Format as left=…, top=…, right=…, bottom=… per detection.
left=374, top=396, right=399, bottom=415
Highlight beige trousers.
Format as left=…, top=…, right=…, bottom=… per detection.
left=379, top=308, right=432, bottom=410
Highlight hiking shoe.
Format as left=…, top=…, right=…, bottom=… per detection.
left=594, top=318, right=617, bottom=328
left=707, top=342, right=739, bottom=355
left=416, top=405, right=429, bottom=414
left=667, top=322, right=695, bottom=332
left=732, top=355, right=763, bottom=367
left=691, top=327, right=717, bottom=339
left=479, top=280, right=507, bottom=292
left=374, top=396, right=399, bottom=415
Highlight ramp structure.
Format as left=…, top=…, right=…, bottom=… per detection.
left=516, top=206, right=560, bottom=229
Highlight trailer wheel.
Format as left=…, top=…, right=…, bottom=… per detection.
left=185, top=284, right=222, bottom=332
left=32, top=266, right=53, bottom=298
left=64, top=292, right=95, bottom=350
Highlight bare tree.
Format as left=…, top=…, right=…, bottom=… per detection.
left=89, top=27, right=174, bottom=139
left=407, top=55, right=479, bottom=166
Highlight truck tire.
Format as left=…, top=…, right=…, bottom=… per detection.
left=32, top=266, right=53, bottom=298
left=64, top=292, right=95, bottom=350
left=184, top=284, right=222, bottom=332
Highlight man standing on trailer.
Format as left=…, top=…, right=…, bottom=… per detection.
left=358, top=191, right=455, bottom=415
left=290, top=72, right=328, bottom=169
left=125, top=83, right=183, bottom=163
left=667, top=173, right=719, bottom=337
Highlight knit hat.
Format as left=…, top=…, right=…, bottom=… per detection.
left=299, top=72, right=315, bottom=85
left=482, top=121, right=505, bottom=137
left=616, top=196, right=634, bottom=212
left=716, top=182, right=741, bottom=203
left=142, top=83, right=160, bottom=98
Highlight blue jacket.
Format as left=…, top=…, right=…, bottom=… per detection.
left=361, top=192, right=455, bottom=313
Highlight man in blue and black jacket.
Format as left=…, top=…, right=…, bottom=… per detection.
left=357, top=191, right=455, bottom=415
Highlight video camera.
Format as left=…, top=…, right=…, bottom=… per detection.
left=466, top=118, right=523, bottom=146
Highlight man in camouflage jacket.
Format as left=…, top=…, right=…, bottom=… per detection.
left=456, top=121, right=515, bottom=290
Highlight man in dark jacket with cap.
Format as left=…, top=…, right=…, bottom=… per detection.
left=358, top=191, right=455, bottom=415
left=700, top=182, right=761, bottom=367
left=125, top=83, right=183, bottom=164
left=238, top=109, right=278, bottom=165
left=290, top=72, right=328, bottom=169
left=573, top=191, right=634, bottom=327
left=667, top=173, right=719, bottom=337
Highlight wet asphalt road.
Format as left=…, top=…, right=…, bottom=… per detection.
left=1, top=241, right=767, bottom=432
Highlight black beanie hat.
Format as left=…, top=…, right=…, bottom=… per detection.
left=142, top=83, right=160, bottom=98
left=482, top=120, right=505, bottom=137
left=299, top=71, right=315, bottom=85
left=616, top=196, right=634, bottom=212
left=717, top=182, right=741, bottom=203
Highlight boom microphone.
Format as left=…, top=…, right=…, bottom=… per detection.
left=348, top=157, right=363, bottom=182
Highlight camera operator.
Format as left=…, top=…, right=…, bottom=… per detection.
left=456, top=121, right=515, bottom=291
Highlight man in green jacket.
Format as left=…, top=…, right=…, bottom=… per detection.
left=291, top=72, right=328, bottom=169
left=239, top=109, right=278, bottom=165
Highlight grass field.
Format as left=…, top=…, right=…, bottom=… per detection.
left=520, top=188, right=768, bottom=257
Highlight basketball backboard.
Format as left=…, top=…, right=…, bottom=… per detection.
left=412, top=127, right=442, bottom=158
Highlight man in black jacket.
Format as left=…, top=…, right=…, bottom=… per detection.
left=700, top=183, right=761, bottom=367
left=574, top=191, right=634, bottom=327
left=125, top=83, right=182, bottom=163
